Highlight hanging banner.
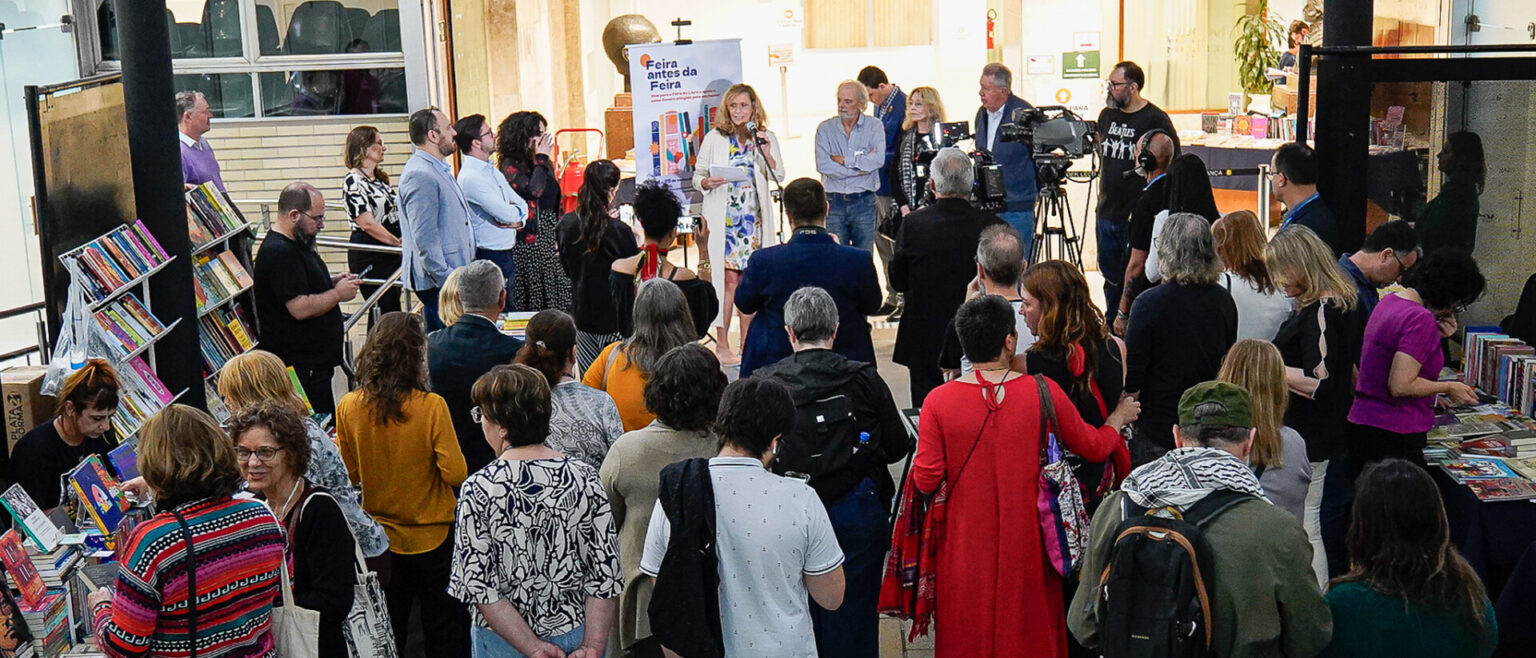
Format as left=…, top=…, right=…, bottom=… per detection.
left=629, top=39, right=744, bottom=205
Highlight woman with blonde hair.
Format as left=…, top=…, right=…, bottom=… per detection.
left=343, top=125, right=402, bottom=323
left=693, top=83, right=785, bottom=365
left=1212, top=210, right=1292, bottom=340
left=1218, top=339, right=1312, bottom=523
left=436, top=265, right=466, bottom=328
left=218, top=350, right=389, bottom=557
left=336, top=312, right=469, bottom=654
left=87, top=405, right=285, bottom=656
left=893, top=86, right=946, bottom=216
left=1266, top=224, right=1364, bottom=578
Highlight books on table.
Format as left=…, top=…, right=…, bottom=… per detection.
left=0, top=487, right=60, bottom=553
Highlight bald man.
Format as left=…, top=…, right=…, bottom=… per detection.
left=1112, top=130, right=1176, bottom=336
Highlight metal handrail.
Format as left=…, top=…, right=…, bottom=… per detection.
left=345, top=266, right=404, bottom=333
left=0, top=301, right=44, bottom=321
left=313, top=235, right=402, bottom=255
left=0, top=301, right=49, bottom=366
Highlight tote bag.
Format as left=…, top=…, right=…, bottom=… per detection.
left=302, top=491, right=398, bottom=658
left=1035, top=375, right=1092, bottom=577
left=272, top=533, right=322, bottom=657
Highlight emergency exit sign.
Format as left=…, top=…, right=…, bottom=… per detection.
left=1062, top=51, right=1100, bottom=79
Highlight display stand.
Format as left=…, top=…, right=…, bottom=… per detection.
left=183, top=184, right=257, bottom=423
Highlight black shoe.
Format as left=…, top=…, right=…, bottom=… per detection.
left=875, top=301, right=899, bottom=316
left=887, top=305, right=904, bottom=322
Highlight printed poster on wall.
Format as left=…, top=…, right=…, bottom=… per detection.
left=628, top=39, right=744, bottom=206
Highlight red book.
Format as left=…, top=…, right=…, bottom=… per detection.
left=0, top=530, right=44, bottom=607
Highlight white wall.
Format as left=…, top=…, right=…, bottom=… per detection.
left=0, top=0, right=80, bottom=363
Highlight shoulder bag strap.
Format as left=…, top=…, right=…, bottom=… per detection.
left=601, top=343, right=623, bottom=390
left=169, top=509, right=199, bottom=658
left=1034, top=375, right=1059, bottom=465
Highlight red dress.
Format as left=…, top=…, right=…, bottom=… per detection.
left=912, top=374, right=1124, bottom=657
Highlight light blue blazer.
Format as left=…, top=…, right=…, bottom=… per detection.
left=398, top=148, right=476, bottom=291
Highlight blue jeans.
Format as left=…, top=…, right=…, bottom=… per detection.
left=1095, top=206, right=1130, bottom=324
left=999, top=209, right=1036, bottom=262
left=810, top=478, right=889, bottom=658
left=472, top=624, right=584, bottom=658
left=475, top=247, right=517, bottom=312
left=827, top=191, right=877, bottom=251
left=415, top=287, right=443, bottom=332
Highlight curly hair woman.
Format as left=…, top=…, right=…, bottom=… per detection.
left=496, top=110, right=572, bottom=313
left=336, top=311, right=469, bottom=655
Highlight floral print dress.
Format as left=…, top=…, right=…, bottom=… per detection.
left=722, top=136, right=761, bottom=271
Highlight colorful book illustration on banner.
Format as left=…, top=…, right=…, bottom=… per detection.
left=0, top=532, right=44, bottom=608
left=108, top=439, right=140, bottom=481
left=0, top=486, right=61, bottom=553
left=66, top=456, right=127, bottom=539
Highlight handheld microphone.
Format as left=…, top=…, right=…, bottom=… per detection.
left=746, top=121, right=767, bottom=146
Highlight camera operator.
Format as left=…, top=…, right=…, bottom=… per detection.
left=974, top=63, right=1040, bottom=258
left=1096, top=61, right=1176, bottom=326
left=1112, top=129, right=1176, bottom=337
left=890, top=148, right=1005, bottom=406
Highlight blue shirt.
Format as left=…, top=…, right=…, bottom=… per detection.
left=873, top=87, right=906, bottom=196
left=814, top=113, right=886, bottom=195
left=1338, top=253, right=1380, bottom=318
left=456, top=154, right=527, bottom=251
left=1283, top=192, right=1321, bottom=226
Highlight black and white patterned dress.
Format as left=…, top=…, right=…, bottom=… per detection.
left=342, top=170, right=403, bottom=316
left=503, top=157, right=573, bottom=313
left=447, top=457, right=623, bottom=637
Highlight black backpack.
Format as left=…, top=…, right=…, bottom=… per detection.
left=775, top=390, right=881, bottom=503
left=1093, top=489, right=1256, bottom=658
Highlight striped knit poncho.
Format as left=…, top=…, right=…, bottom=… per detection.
left=92, top=496, right=285, bottom=657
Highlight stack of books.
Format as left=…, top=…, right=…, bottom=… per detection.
left=90, top=293, right=169, bottom=362
left=0, top=583, right=37, bottom=657
left=1439, top=456, right=1536, bottom=501
left=112, top=356, right=176, bottom=438
left=185, top=182, right=249, bottom=250
left=1465, top=327, right=1536, bottom=415
left=191, top=251, right=254, bottom=312
left=61, top=222, right=171, bottom=305
left=197, top=306, right=256, bottom=379
left=19, top=592, right=69, bottom=657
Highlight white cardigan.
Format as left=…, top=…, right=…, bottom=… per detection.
left=691, top=128, right=786, bottom=327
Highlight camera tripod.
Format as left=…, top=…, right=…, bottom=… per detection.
left=1032, top=182, right=1082, bottom=267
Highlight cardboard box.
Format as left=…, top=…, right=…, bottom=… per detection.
left=3, top=366, right=54, bottom=455
left=1273, top=84, right=1316, bottom=117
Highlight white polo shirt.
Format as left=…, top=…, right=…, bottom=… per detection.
left=641, top=456, right=844, bottom=657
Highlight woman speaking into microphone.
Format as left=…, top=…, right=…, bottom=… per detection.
left=693, top=83, right=785, bottom=366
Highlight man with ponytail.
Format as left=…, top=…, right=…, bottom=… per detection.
left=9, top=359, right=120, bottom=508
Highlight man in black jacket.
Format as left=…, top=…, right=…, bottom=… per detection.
left=758, top=286, right=909, bottom=658
left=890, top=147, right=1006, bottom=406
left=426, top=259, right=523, bottom=474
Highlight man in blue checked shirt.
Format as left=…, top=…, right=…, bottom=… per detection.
left=454, top=114, right=528, bottom=303
left=815, top=80, right=887, bottom=253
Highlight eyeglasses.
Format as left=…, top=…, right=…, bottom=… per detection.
left=479, top=130, right=494, bottom=139
left=470, top=406, right=484, bottom=423
left=301, top=211, right=325, bottom=222
left=1391, top=251, right=1411, bottom=273
left=235, top=446, right=285, bottom=463
left=1105, top=80, right=1131, bottom=89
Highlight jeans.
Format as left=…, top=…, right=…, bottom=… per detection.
left=415, top=287, right=443, bottom=333
left=475, top=248, right=518, bottom=312
left=810, top=478, right=889, bottom=658
left=1096, top=206, right=1130, bottom=325
left=827, top=191, right=877, bottom=251
left=472, top=624, right=584, bottom=658
left=1303, top=460, right=1329, bottom=588
left=999, top=209, right=1036, bottom=263
left=290, top=365, right=336, bottom=417
left=386, top=533, right=469, bottom=657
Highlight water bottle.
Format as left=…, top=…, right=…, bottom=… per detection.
left=854, top=431, right=870, bottom=454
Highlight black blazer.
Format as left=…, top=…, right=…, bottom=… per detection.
left=889, top=198, right=1005, bottom=369
left=427, top=314, right=524, bottom=474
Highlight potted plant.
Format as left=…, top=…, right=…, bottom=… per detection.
left=1234, top=0, right=1285, bottom=101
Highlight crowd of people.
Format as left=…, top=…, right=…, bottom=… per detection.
left=3, top=60, right=1503, bottom=658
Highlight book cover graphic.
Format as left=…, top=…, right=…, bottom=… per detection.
left=0, top=532, right=43, bottom=608
left=1440, top=457, right=1520, bottom=481
left=66, top=457, right=126, bottom=539
left=287, top=367, right=315, bottom=415
left=0, top=573, right=33, bottom=657
left=0, top=487, right=60, bottom=553
left=108, top=440, right=140, bottom=481
left=1465, top=477, right=1536, bottom=502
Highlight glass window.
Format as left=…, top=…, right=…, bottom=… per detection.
left=259, top=68, right=406, bottom=117
left=174, top=73, right=256, bottom=119
left=255, top=0, right=402, bottom=55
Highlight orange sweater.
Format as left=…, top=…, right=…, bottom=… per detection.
left=581, top=342, right=654, bottom=432
left=336, top=390, right=468, bottom=554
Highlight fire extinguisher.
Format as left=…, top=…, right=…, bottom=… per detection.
left=986, top=9, right=996, bottom=49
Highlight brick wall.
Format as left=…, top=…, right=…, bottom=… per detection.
left=206, top=115, right=412, bottom=327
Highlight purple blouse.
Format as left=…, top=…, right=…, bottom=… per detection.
left=1348, top=293, right=1443, bottom=433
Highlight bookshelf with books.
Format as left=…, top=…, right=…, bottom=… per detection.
left=184, top=186, right=259, bottom=388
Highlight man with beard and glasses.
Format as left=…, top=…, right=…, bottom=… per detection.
left=253, top=182, right=360, bottom=415
left=1094, top=61, right=1176, bottom=327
